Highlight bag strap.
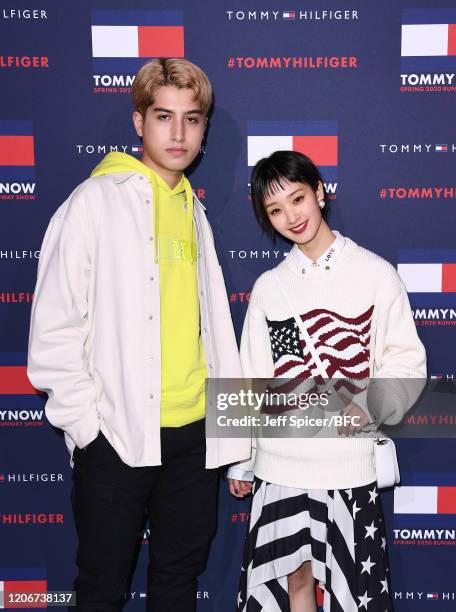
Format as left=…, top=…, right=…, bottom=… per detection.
left=273, top=269, right=329, bottom=379
left=273, top=269, right=384, bottom=437
left=274, top=269, right=357, bottom=412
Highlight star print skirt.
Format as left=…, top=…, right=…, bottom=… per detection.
left=237, top=479, right=393, bottom=612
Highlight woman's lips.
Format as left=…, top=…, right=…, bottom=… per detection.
left=289, top=220, right=308, bottom=234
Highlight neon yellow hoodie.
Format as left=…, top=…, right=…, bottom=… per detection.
left=91, top=152, right=207, bottom=427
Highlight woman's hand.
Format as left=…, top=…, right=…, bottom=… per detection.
left=337, top=399, right=371, bottom=437
left=228, top=478, right=253, bottom=498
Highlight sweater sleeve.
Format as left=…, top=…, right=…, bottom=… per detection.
left=227, top=276, right=274, bottom=481
left=240, top=277, right=275, bottom=380
left=369, top=283, right=427, bottom=426
left=27, top=194, right=100, bottom=449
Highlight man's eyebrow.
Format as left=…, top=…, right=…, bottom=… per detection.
left=152, top=107, right=203, bottom=115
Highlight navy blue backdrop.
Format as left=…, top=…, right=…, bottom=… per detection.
left=1, top=0, right=455, bottom=609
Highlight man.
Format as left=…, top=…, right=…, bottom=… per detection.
left=27, top=58, right=248, bottom=612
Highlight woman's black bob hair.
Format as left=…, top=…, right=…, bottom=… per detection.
left=250, top=150, right=329, bottom=240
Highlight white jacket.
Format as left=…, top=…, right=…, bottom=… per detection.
left=27, top=171, right=250, bottom=468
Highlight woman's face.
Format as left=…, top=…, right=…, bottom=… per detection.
left=264, top=179, right=324, bottom=245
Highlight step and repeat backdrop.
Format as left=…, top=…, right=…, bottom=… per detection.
left=1, top=0, right=456, bottom=610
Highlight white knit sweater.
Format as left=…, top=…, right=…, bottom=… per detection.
left=228, top=236, right=427, bottom=489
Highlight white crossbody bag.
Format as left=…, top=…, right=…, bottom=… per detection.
left=273, top=268, right=400, bottom=489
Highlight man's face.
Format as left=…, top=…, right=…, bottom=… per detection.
left=132, top=85, right=206, bottom=185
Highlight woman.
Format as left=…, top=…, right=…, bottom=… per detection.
left=227, top=151, right=426, bottom=611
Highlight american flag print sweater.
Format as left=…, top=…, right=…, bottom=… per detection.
left=228, top=237, right=426, bottom=489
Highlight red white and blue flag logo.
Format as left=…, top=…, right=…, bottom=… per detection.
left=91, top=10, right=184, bottom=74
left=0, top=567, right=47, bottom=609
left=0, top=352, right=40, bottom=395
left=397, top=250, right=456, bottom=306
left=247, top=121, right=338, bottom=182
left=401, top=8, right=456, bottom=71
left=427, top=593, right=439, bottom=600
left=0, top=121, right=35, bottom=181
left=394, top=486, right=456, bottom=514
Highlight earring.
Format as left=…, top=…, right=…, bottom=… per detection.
left=200, top=144, right=206, bottom=155
left=318, top=200, right=325, bottom=209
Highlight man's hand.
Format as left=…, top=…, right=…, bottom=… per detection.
left=228, top=478, right=253, bottom=498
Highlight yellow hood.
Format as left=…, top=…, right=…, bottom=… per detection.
left=91, top=152, right=194, bottom=263
left=91, top=151, right=152, bottom=179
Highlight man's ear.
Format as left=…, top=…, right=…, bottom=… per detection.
left=132, top=111, right=143, bottom=138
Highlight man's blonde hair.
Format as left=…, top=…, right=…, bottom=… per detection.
left=132, top=58, right=213, bottom=117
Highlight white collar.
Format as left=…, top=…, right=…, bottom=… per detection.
left=293, top=231, right=345, bottom=272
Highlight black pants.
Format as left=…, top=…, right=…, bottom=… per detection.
left=71, top=419, right=219, bottom=612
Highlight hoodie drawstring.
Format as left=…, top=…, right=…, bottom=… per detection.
left=184, top=178, right=195, bottom=264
